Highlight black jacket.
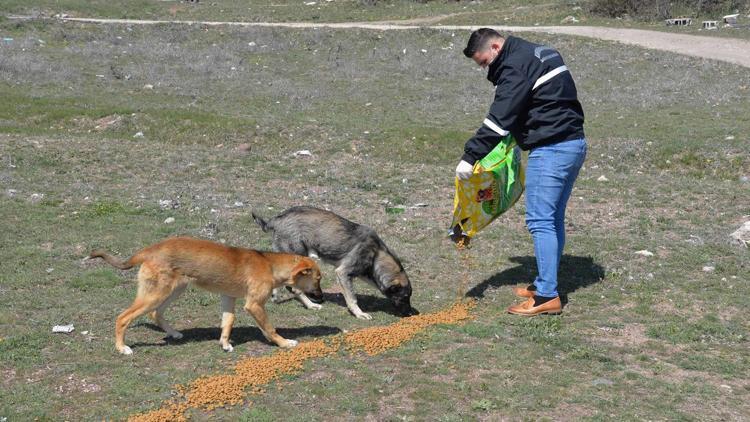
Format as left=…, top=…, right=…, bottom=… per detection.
left=462, top=36, right=585, bottom=163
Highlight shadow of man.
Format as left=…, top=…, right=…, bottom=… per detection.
left=465, top=255, right=604, bottom=304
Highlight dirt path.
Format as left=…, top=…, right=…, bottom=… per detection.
left=36, top=16, right=750, bottom=68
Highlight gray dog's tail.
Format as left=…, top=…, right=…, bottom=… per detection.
left=252, top=211, right=273, bottom=232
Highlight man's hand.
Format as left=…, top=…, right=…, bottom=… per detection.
left=455, top=160, right=474, bottom=180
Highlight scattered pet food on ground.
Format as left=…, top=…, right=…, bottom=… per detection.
left=128, top=301, right=475, bottom=421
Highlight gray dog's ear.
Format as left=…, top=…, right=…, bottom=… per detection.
left=252, top=212, right=271, bottom=232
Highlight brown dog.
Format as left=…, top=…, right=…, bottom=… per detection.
left=88, top=236, right=323, bottom=355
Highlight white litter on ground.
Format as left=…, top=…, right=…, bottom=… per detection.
left=52, top=324, right=75, bottom=333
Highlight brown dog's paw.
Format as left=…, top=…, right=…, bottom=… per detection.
left=280, top=339, right=298, bottom=348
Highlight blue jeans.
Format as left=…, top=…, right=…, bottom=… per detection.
left=525, top=138, right=587, bottom=298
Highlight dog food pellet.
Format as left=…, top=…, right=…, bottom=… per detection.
left=129, top=301, right=474, bottom=421
left=454, top=235, right=471, bottom=250
left=454, top=245, right=477, bottom=300
left=344, top=301, right=475, bottom=355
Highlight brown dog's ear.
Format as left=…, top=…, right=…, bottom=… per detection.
left=290, top=261, right=313, bottom=282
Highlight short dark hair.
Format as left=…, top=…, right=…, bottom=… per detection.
left=463, top=28, right=503, bottom=58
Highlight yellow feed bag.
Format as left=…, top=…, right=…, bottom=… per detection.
left=450, top=135, right=525, bottom=240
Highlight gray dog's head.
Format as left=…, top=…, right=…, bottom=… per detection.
left=375, top=251, right=418, bottom=316
left=383, top=271, right=417, bottom=316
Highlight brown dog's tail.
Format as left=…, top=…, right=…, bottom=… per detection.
left=88, top=249, right=144, bottom=270
left=252, top=211, right=273, bottom=233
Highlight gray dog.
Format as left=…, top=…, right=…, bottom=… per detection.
left=252, top=206, right=416, bottom=319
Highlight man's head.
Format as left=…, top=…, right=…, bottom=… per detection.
left=463, top=28, right=505, bottom=68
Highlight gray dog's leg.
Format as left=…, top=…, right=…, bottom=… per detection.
left=335, top=266, right=371, bottom=320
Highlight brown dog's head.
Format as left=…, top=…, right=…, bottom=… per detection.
left=290, top=258, right=324, bottom=302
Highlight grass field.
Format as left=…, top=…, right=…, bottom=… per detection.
left=1, top=5, right=749, bottom=421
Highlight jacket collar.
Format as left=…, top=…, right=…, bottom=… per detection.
left=486, top=36, right=513, bottom=85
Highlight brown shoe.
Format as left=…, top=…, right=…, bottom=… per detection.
left=507, top=296, right=562, bottom=316
left=512, top=285, right=536, bottom=298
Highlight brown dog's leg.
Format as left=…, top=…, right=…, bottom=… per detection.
left=294, top=291, right=323, bottom=310
left=151, top=283, right=187, bottom=340
left=115, top=263, right=177, bottom=355
left=243, top=301, right=298, bottom=348
left=115, top=297, right=164, bottom=355
left=276, top=286, right=323, bottom=310
left=219, top=295, right=236, bottom=352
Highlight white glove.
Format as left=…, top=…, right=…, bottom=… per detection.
left=455, top=160, right=474, bottom=180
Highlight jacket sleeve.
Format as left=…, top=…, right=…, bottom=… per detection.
left=462, top=66, right=532, bottom=164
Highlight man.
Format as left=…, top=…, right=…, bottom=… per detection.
left=457, top=28, right=587, bottom=316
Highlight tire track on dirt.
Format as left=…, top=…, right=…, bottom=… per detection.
left=43, top=16, right=750, bottom=68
